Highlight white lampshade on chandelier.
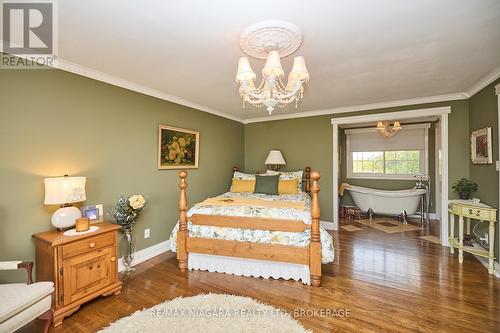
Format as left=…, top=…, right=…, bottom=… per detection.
left=236, top=21, right=310, bottom=115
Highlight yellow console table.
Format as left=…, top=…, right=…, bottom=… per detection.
left=448, top=200, right=497, bottom=274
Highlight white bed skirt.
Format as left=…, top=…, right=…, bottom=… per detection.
left=188, top=253, right=311, bottom=285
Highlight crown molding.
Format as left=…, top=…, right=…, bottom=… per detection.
left=0, top=41, right=244, bottom=123
left=242, top=93, right=465, bottom=124
left=3, top=39, right=499, bottom=124
left=56, top=59, right=245, bottom=123
left=465, top=65, right=500, bottom=98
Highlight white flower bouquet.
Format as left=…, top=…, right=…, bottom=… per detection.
left=110, top=194, right=146, bottom=230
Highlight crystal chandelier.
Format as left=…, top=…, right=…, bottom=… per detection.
left=235, top=51, right=309, bottom=115
left=376, top=121, right=402, bottom=138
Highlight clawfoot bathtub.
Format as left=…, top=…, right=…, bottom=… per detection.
left=345, top=185, right=426, bottom=223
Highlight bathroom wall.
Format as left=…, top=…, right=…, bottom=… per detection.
left=339, top=122, right=437, bottom=213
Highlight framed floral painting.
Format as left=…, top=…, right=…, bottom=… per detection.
left=158, top=125, right=199, bottom=169
left=471, top=127, right=492, bottom=164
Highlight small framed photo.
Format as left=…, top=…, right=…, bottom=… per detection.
left=81, top=204, right=104, bottom=223
left=471, top=127, right=493, bottom=164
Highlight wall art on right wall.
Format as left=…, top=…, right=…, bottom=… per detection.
left=471, top=127, right=492, bottom=164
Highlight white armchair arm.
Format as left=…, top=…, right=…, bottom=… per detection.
left=0, top=260, right=33, bottom=284
left=0, top=261, right=22, bottom=270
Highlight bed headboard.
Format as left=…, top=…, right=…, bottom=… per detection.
left=231, top=166, right=312, bottom=195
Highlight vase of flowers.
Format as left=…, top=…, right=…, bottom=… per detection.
left=109, top=194, right=146, bottom=273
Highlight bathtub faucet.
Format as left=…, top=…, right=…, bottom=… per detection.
left=413, top=174, right=430, bottom=224
left=414, top=174, right=429, bottom=189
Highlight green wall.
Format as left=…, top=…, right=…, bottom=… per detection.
left=244, top=100, right=470, bottom=221
left=1, top=63, right=498, bottom=283
left=0, top=69, right=244, bottom=283
left=468, top=78, right=500, bottom=255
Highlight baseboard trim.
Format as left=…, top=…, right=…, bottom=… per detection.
left=471, top=243, right=500, bottom=278
left=409, top=213, right=438, bottom=220
left=118, top=240, right=171, bottom=272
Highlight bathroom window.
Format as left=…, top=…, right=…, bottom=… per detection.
left=346, top=124, right=429, bottom=180
left=352, top=150, right=421, bottom=175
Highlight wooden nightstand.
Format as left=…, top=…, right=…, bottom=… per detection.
left=33, top=222, right=123, bottom=327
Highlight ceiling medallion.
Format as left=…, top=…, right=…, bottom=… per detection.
left=235, top=20, right=309, bottom=115
left=239, top=20, right=303, bottom=60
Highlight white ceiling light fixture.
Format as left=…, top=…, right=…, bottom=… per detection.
left=235, top=20, right=310, bottom=115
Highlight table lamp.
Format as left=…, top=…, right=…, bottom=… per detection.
left=265, top=150, right=286, bottom=171
left=44, top=175, right=86, bottom=230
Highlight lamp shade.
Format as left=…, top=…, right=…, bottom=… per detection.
left=236, top=57, right=256, bottom=82
left=262, top=50, right=284, bottom=77
left=264, top=150, right=286, bottom=165
left=44, top=176, right=86, bottom=205
left=285, top=73, right=299, bottom=91
left=289, top=56, right=309, bottom=81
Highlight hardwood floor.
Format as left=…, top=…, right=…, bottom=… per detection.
left=20, top=217, right=499, bottom=333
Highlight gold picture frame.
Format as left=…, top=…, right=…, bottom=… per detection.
left=471, top=127, right=492, bottom=164
left=158, top=125, right=200, bottom=169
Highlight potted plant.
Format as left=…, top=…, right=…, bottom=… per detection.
left=452, top=178, right=478, bottom=200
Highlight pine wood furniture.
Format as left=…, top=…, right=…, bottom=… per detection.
left=176, top=167, right=323, bottom=287
left=32, top=222, right=122, bottom=327
left=448, top=200, right=497, bottom=274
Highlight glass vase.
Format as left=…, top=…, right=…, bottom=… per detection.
left=121, top=227, right=136, bottom=274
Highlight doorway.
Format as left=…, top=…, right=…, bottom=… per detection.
left=332, top=106, right=451, bottom=246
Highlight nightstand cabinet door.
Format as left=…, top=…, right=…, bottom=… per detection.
left=62, top=246, right=117, bottom=306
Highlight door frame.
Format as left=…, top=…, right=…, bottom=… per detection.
left=331, top=106, right=451, bottom=246
left=495, top=83, right=500, bottom=270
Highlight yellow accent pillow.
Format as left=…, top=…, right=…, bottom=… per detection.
left=231, top=178, right=256, bottom=193
left=278, top=179, right=299, bottom=195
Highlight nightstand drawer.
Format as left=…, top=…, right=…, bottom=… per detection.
left=62, top=232, right=114, bottom=259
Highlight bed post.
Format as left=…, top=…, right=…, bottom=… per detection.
left=305, top=167, right=311, bottom=195
left=177, top=171, right=188, bottom=272
left=233, top=166, right=239, bottom=173
left=310, top=170, right=321, bottom=287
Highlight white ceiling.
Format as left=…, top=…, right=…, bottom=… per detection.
left=56, top=0, right=500, bottom=122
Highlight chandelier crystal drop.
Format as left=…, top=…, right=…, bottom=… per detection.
left=376, top=120, right=402, bottom=138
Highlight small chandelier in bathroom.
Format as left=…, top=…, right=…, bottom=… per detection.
left=376, top=121, right=402, bottom=138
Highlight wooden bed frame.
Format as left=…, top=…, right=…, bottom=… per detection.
left=176, top=167, right=322, bottom=287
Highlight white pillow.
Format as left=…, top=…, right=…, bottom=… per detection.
left=233, top=171, right=255, bottom=180
left=266, top=170, right=304, bottom=192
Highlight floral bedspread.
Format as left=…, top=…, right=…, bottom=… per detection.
left=169, top=192, right=335, bottom=264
